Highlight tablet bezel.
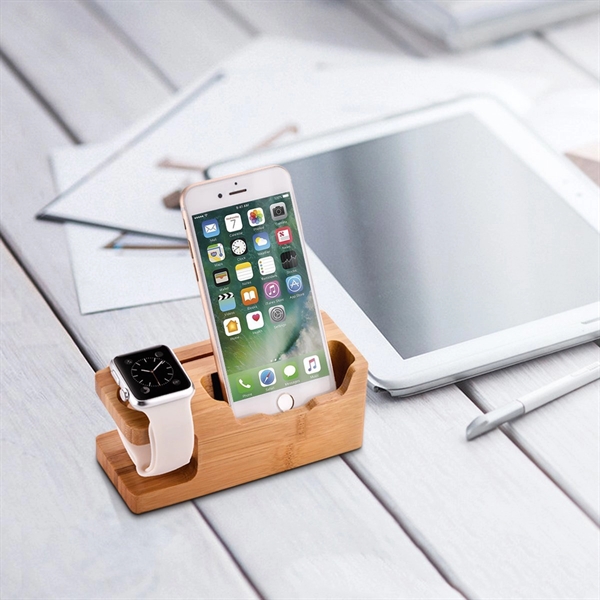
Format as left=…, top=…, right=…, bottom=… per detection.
left=207, top=96, right=600, bottom=396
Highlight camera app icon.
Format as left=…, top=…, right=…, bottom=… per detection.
left=270, top=202, right=287, bottom=221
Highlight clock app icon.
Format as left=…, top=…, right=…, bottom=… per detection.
left=230, top=238, right=248, bottom=256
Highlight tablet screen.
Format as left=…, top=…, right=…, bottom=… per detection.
left=283, top=114, right=599, bottom=358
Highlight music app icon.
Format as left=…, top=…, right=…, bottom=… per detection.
left=263, top=280, right=281, bottom=300
left=303, top=355, right=321, bottom=375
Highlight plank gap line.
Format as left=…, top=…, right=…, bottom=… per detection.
left=210, top=0, right=262, bottom=37
left=0, top=231, right=97, bottom=370
left=82, top=0, right=179, bottom=93
left=0, top=50, right=80, bottom=144
left=191, top=501, right=265, bottom=600
left=339, top=453, right=471, bottom=599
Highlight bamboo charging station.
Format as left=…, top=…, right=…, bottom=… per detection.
left=95, top=313, right=368, bottom=514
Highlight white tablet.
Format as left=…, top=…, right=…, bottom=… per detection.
left=207, top=96, right=600, bottom=396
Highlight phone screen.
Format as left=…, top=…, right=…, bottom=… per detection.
left=192, top=192, right=330, bottom=402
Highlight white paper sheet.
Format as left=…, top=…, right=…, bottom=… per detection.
left=51, top=144, right=200, bottom=314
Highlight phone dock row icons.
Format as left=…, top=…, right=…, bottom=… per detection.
left=223, top=305, right=287, bottom=334
left=212, top=255, right=299, bottom=289
left=207, top=228, right=292, bottom=262
left=236, top=354, right=322, bottom=393
left=202, top=203, right=289, bottom=239
left=217, top=277, right=303, bottom=312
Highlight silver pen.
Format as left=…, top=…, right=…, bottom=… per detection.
left=466, top=360, right=600, bottom=441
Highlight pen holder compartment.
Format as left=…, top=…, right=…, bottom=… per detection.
left=95, top=312, right=368, bottom=514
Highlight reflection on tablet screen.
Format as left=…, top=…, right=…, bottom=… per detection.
left=284, top=114, right=599, bottom=358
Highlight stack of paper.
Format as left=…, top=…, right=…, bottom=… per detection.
left=43, top=37, right=530, bottom=314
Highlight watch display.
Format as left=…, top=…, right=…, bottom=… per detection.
left=113, top=345, right=192, bottom=400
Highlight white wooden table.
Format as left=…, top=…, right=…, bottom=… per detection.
left=1, top=2, right=599, bottom=598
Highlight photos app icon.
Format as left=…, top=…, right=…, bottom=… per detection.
left=247, top=208, right=265, bottom=227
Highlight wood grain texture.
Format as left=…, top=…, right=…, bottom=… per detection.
left=92, top=0, right=253, bottom=88
left=95, top=314, right=368, bottom=513
left=543, top=14, right=600, bottom=79
left=461, top=343, right=600, bottom=524
left=346, top=384, right=600, bottom=599
left=0, top=242, right=257, bottom=599
left=0, top=0, right=171, bottom=141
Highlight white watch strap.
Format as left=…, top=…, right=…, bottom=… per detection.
left=117, top=396, right=194, bottom=477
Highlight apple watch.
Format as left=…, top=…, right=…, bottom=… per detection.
left=110, top=345, right=195, bottom=477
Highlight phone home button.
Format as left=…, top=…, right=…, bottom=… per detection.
left=276, top=393, right=294, bottom=412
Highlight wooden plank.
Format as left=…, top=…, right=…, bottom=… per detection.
left=0, top=0, right=171, bottom=141
left=221, top=0, right=401, bottom=53
left=461, top=343, right=600, bottom=524
left=345, top=385, right=600, bottom=598
left=91, top=0, right=253, bottom=89
left=543, top=14, right=600, bottom=79
left=0, top=242, right=257, bottom=599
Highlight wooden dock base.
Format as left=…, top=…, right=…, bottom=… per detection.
left=95, top=313, right=368, bottom=514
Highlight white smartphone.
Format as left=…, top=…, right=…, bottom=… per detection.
left=181, top=165, right=336, bottom=418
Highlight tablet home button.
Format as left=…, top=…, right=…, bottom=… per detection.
left=277, top=393, right=294, bottom=412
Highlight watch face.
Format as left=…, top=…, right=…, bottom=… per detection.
left=113, top=345, right=192, bottom=401
left=131, top=357, right=175, bottom=387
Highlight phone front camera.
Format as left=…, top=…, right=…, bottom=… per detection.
left=218, top=193, right=223, bottom=198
